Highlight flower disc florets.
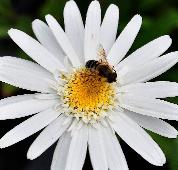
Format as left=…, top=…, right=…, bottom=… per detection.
left=58, top=68, right=116, bottom=123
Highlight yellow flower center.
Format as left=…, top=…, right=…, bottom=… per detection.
left=59, top=68, right=116, bottom=123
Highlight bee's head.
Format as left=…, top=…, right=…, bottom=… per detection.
left=108, top=70, right=117, bottom=83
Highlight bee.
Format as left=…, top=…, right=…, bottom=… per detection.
left=85, top=45, right=117, bottom=83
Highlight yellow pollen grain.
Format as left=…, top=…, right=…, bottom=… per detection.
left=61, top=68, right=115, bottom=122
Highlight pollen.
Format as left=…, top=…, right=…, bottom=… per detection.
left=59, top=68, right=116, bottom=123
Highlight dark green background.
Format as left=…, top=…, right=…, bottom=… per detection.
left=0, top=0, right=178, bottom=170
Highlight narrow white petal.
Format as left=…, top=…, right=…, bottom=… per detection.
left=118, top=52, right=178, bottom=85
left=88, top=126, right=108, bottom=170
left=111, top=111, right=166, bottom=166
left=100, top=4, right=119, bottom=54
left=45, top=15, right=81, bottom=67
left=117, top=35, right=172, bottom=70
left=0, top=94, right=57, bottom=120
left=35, top=93, right=59, bottom=100
left=107, top=15, right=142, bottom=65
left=0, top=108, right=60, bottom=148
left=32, top=19, right=65, bottom=66
left=64, top=0, right=84, bottom=63
left=125, top=110, right=178, bottom=138
left=63, top=56, right=73, bottom=70
left=101, top=127, right=128, bottom=170
left=0, top=56, right=51, bottom=76
left=51, top=132, right=71, bottom=170
left=51, top=126, right=88, bottom=170
left=65, top=125, right=88, bottom=170
left=118, top=81, right=178, bottom=98
left=27, top=115, right=72, bottom=160
left=119, top=94, right=178, bottom=120
left=84, top=1, right=101, bottom=61
left=8, top=29, right=64, bottom=73
left=0, top=56, right=52, bottom=92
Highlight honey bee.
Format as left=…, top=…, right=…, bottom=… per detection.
left=85, top=45, right=117, bottom=83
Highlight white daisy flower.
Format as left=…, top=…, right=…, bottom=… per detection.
left=0, top=0, right=178, bottom=169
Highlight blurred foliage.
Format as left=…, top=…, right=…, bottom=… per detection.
left=0, top=0, right=178, bottom=169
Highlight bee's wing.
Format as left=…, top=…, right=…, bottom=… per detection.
left=97, top=44, right=108, bottom=63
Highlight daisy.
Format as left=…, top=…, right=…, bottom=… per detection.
left=0, top=0, right=178, bottom=169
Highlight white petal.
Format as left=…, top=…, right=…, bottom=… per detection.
left=84, top=1, right=101, bottom=61
left=32, top=19, right=65, bottom=66
left=0, top=108, right=60, bottom=148
left=111, top=111, right=166, bottom=166
left=8, top=29, right=64, bottom=73
left=119, top=94, right=178, bottom=120
left=45, top=15, right=81, bottom=67
left=35, top=93, right=59, bottom=100
left=118, top=52, right=178, bottom=85
left=88, top=126, right=108, bottom=170
left=65, top=125, right=88, bottom=170
left=101, top=127, right=128, bottom=170
left=51, top=132, right=72, bottom=170
left=0, top=94, right=56, bottom=120
left=51, top=126, right=88, bottom=170
left=0, top=56, right=53, bottom=93
left=107, top=15, right=142, bottom=65
left=27, top=115, right=72, bottom=160
left=63, top=56, right=73, bottom=70
left=125, top=110, right=178, bottom=138
left=100, top=4, right=119, bottom=54
left=64, top=0, right=84, bottom=63
left=118, top=81, right=178, bottom=98
left=117, top=35, right=172, bottom=70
